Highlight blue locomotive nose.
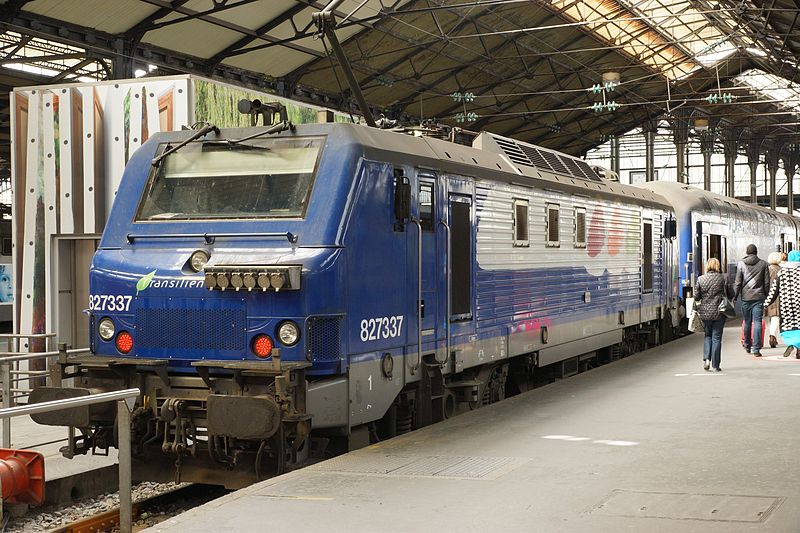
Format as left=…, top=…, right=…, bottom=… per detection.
left=89, top=244, right=345, bottom=374
left=88, top=128, right=350, bottom=376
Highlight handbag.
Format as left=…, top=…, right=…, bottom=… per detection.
left=689, top=307, right=705, bottom=333
left=718, top=295, right=736, bottom=318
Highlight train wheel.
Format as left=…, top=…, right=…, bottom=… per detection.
left=255, top=425, right=285, bottom=481
left=469, top=364, right=508, bottom=409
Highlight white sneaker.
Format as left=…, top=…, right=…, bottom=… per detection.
left=703, top=360, right=710, bottom=371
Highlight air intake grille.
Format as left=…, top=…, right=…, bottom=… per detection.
left=488, top=133, right=605, bottom=182
left=494, top=137, right=533, bottom=167
left=561, top=156, right=586, bottom=180
left=307, top=316, right=342, bottom=362
left=540, top=150, right=569, bottom=175
left=518, top=144, right=553, bottom=171
left=136, top=308, right=246, bottom=351
left=574, top=158, right=603, bottom=181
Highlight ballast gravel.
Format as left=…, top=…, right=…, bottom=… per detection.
left=3, top=481, right=188, bottom=533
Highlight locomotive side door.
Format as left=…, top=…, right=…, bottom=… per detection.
left=446, top=176, right=476, bottom=373
left=414, top=171, right=443, bottom=347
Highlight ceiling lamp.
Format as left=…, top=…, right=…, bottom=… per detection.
left=694, top=118, right=709, bottom=131
left=602, top=71, right=620, bottom=91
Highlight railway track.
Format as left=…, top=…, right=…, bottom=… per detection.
left=47, top=484, right=228, bottom=533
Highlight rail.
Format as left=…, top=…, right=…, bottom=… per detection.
left=0, top=388, right=140, bottom=533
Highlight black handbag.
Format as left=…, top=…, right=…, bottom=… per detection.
left=718, top=295, right=736, bottom=318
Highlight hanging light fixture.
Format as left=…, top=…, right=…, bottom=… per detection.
left=694, top=118, right=709, bottom=131
left=602, top=71, right=620, bottom=91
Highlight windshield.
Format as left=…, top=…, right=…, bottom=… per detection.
left=136, top=136, right=324, bottom=221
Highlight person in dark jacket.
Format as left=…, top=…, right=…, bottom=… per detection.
left=733, top=244, right=770, bottom=356
left=695, top=257, right=734, bottom=371
left=764, top=250, right=800, bottom=358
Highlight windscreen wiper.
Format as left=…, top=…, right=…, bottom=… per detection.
left=151, top=123, right=220, bottom=167
left=226, top=120, right=295, bottom=145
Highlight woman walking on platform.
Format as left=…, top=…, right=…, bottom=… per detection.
left=766, top=252, right=782, bottom=348
left=694, top=258, right=734, bottom=371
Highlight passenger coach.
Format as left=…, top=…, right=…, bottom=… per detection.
left=641, top=181, right=798, bottom=324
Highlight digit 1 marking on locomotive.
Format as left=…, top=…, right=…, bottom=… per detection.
left=368, top=375, right=372, bottom=391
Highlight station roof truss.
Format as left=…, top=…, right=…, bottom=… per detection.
left=1, top=0, right=800, bottom=156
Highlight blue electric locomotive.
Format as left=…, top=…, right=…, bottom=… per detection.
left=33, top=119, right=678, bottom=487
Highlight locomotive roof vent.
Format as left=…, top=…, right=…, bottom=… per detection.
left=474, top=132, right=604, bottom=183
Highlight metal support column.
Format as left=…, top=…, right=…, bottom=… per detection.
left=670, top=113, right=690, bottom=184
left=644, top=123, right=656, bottom=182
left=0, top=363, right=9, bottom=447
left=699, top=131, right=715, bottom=192
left=782, top=150, right=800, bottom=216
left=746, top=142, right=761, bottom=204
left=767, top=150, right=780, bottom=210
left=610, top=136, right=621, bottom=177
left=722, top=127, right=741, bottom=198
left=118, top=400, right=133, bottom=533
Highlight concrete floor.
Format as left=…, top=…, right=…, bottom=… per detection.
left=146, top=324, right=800, bottom=532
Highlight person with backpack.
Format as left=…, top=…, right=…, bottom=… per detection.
left=764, top=250, right=800, bottom=358
left=734, top=244, right=770, bottom=357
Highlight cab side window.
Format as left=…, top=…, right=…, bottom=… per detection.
left=419, top=182, right=435, bottom=232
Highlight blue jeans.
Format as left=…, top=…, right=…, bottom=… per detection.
left=702, top=317, right=726, bottom=370
left=741, top=300, right=764, bottom=352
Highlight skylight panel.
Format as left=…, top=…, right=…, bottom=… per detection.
left=548, top=0, right=698, bottom=80
left=548, top=0, right=743, bottom=80
left=0, top=31, right=108, bottom=82
left=734, top=69, right=800, bottom=114
left=618, top=0, right=743, bottom=72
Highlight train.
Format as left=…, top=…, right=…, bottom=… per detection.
left=29, top=113, right=797, bottom=488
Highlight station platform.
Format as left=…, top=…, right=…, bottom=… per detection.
left=13, top=415, right=118, bottom=504
left=146, top=323, right=800, bottom=532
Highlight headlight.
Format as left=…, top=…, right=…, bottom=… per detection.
left=98, top=318, right=115, bottom=341
left=269, top=272, right=285, bottom=290
left=189, top=250, right=210, bottom=272
left=277, top=321, right=300, bottom=346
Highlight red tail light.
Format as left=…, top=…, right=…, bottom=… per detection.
left=252, top=334, right=273, bottom=358
left=116, top=331, right=133, bottom=354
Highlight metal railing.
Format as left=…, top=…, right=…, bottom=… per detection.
left=0, top=334, right=91, bottom=447
left=0, top=388, right=139, bottom=533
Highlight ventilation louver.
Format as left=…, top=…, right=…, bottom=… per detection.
left=493, top=137, right=533, bottom=167
left=488, top=133, right=603, bottom=182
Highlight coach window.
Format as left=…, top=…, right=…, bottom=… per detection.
left=643, top=220, right=653, bottom=292
left=513, top=199, right=529, bottom=247
left=546, top=204, right=560, bottom=247
left=574, top=207, right=586, bottom=248
left=419, top=182, right=435, bottom=232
